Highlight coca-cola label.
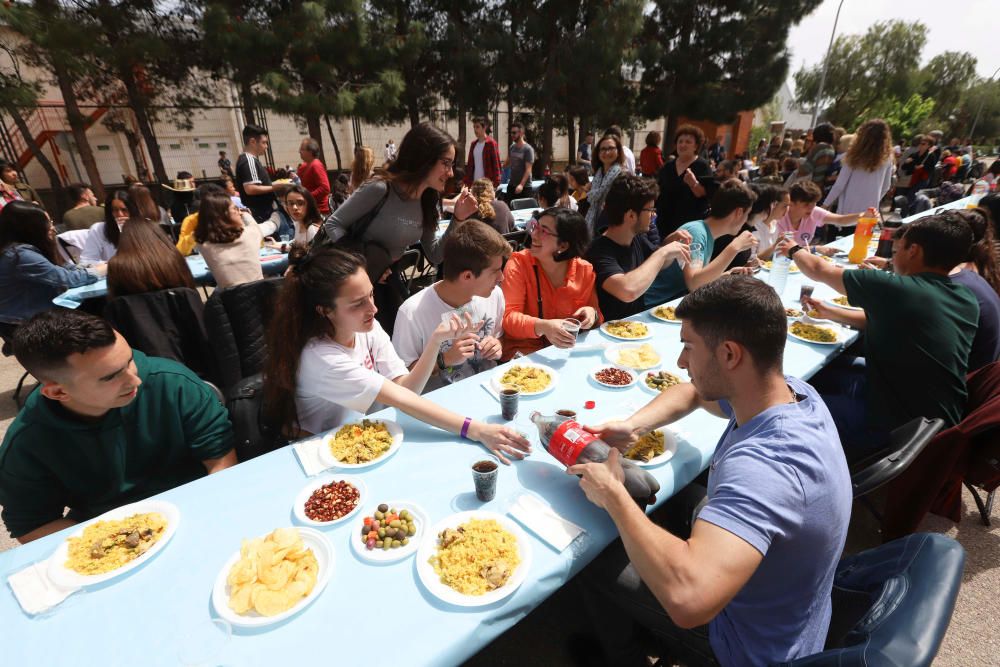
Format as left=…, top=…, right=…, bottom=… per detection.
left=548, top=420, right=598, bottom=467
left=878, top=227, right=895, bottom=242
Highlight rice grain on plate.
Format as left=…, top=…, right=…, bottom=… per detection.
left=429, top=518, right=520, bottom=595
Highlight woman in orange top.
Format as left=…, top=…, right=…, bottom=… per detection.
left=501, top=207, right=602, bottom=360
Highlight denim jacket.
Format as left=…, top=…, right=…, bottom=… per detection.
left=0, top=243, right=98, bottom=324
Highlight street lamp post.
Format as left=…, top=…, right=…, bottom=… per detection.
left=967, top=65, right=1000, bottom=146
left=810, top=0, right=846, bottom=129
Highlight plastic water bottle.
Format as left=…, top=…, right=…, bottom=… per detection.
left=770, top=232, right=794, bottom=298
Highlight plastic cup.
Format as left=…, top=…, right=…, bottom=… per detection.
left=562, top=318, right=581, bottom=343
left=280, top=233, right=291, bottom=243
left=500, top=386, right=520, bottom=421
left=472, top=457, right=500, bottom=502
left=799, top=284, right=815, bottom=304
left=689, top=242, right=704, bottom=270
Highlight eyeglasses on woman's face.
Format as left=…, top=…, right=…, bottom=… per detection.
left=599, top=145, right=618, bottom=153
left=526, top=218, right=556, bottom=238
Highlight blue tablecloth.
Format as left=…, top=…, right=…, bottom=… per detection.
left=903, top=194, right=982, bottom=223
left=52, top=249, right=289, bottom=309
left=2, top=260, right=858, bottom=665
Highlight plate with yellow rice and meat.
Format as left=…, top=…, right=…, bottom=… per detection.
left=606, top=420, right=679, bottom=467
left=319, top=419, right=404, bottom=470
left=416, top=511, right=532, bottom=607
left=825, top=295, right=863, bottom=311
left=600, top=320, right=652, bottom=340
left=491, top=362, right=558, bottom=396
left=788, top=321, right=845, bottom=346
left=648, top=304, right=682, bottom=324
left=47, top=500, right=180, bottom=588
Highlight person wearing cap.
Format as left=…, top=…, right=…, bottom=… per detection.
left=163, top=172, right=197, bottom=224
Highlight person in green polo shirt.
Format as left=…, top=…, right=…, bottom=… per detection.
left=780, top=214, right=978, bottom=458
left=0, top=310, right=236, bottom=543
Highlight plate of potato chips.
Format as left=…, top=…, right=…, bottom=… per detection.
left=212, top=527, right=333, bottom=628
left=47, top=500, right=180, bottom=588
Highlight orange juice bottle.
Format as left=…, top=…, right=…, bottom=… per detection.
left=848, top=207, right=878, bottom=264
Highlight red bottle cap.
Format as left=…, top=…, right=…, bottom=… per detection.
left=584, top=400, right=596, bottom=409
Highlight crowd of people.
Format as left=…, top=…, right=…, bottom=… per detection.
left=0, top=113, right=998, bottom=666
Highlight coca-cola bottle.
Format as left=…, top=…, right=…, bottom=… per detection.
left=875, top=208, right=903, bottom=259
left=530, top=410, right=660, bottom=505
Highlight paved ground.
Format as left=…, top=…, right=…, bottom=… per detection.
left=0, top=353, right=995, bottom=664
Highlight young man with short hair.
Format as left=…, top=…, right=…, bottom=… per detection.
left=61, top=183, right=104, bottom=231
left=218, top=150, right=233, bottom=179
left=585, top=174, right=691, bottom=320
left=235, top=124, right=276, bottom=223
left=463, top=117, right=502, bottom=188
left=504, top=122, right=535, bottom=201
left=577, top=132, right=594, bottom=171
left=0, top=311, right=236, bottom=544
left=392, top=220, right=509, bottom=392
left=573, top=275, right=851, bottom=665
left=786, top=214, right=979, bottom=455
left=645, top=179, right=759, bottom=306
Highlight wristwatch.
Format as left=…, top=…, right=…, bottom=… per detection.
left=436, top=351, right=447, bottom=371
left=787, top=244, right=804, bottom=259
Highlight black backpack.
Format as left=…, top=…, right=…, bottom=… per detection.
left=225, top=373, right=288, bottom=462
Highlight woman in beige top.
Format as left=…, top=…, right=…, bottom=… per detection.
left=195, top=191, right=271, bottom=288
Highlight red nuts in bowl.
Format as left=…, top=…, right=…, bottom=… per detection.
left=303, top=480, right=360, bottom=522
left=594, top=367, right=634, bottom=387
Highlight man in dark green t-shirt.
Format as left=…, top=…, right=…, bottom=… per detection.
left=779, top=214, right=978, bottom=456
left=0, top=310, right=236, bottom=543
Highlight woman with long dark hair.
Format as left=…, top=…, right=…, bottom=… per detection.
left=823, top=119, right=894, bottom=214
left=262, top=246, right=531, bottom=462
left=320, top=122, right=477, bottom=330
left=282, top=184, right=323, bottom=244
left=80, top=184, right=161, bottom=264
left=195, top=191, right=271, bottom=288
left=0, top=201, right=98, bottom=324
left=584, top=134, right=625, bottom=233
left=107, top=222, right=196, bottom=298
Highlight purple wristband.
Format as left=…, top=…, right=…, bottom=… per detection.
left=461, top=417, right=472, bottom=440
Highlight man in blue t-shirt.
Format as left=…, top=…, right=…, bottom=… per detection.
left=571, top=276, right=851, bottom=666
left=646, top=178, right=759, bottom=306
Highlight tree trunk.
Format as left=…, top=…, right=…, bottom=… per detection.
left=456, top=106, right=467, bottom=169
left=53, top=64, right=104, bottom=200
left=664, top=114, right=678, bottom=156
left=406, top=91, right=421, bottom=129
left=6, top=104, right=68, bottom=214
left=121, top=72, right=168, bottom=184
left=239, top=78, right=255, bottom=126
left=540, top=106, right=553, bottom=178
left=323, top=114, right=342, bottom=172
left=305, top=113, right=325, bottom=163
left=566, top=114, right=576, bottom=167
left=122, top=128, right=146, bottom=181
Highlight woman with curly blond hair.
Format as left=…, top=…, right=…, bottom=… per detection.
left=469, top=178, right=514, bottom=234
left=823, top=119, right=894, bottom=214
left=348, top=145, right=376, bottom=194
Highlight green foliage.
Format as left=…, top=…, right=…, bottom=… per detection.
left=918, top=51, right=978, bottom=118
left=862, top=93, right=936, bottom=140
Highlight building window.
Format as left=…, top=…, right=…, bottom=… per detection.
left=97, top=145, right=111, bottom=151
left=198, top=143, right=210, bottom=149
left=169, top=144, right=182, bottom=150
left=216, top=142, right=227, bottom=148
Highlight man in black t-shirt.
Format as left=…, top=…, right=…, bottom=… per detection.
left=235, top=124, right=276, bottom=222
left=585, top=174, right=691, bottom=320
left=218, top=151, right=233, bottom=179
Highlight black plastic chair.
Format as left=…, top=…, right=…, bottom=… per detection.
left=502, top=230, right=527, bottom=252
left=224, top=372, right=288, bottom=462
left=780, top=533, right=965, bottom=666
left=510, top=198, right=538, bottom=211
left=0, top=322, right=32, bottom=408
left=849, top=417, right=947, bottom=499
left=203, top=277, right=284, bottom=392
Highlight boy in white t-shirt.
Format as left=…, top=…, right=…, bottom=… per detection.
left=393, top=220, right=511, bottom=392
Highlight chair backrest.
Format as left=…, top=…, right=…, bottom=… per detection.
left=394, top=248, right=422, bottom=296
left=224, top=372, right=288, bottom=462
left=780, top=533, right=964, bottom=666
left=502, top=230, right=527, bottom=252
left=203, top=276, right=284, bottom=391
left=849, top=417, right=945, bottom=498
left=103, top=287, right=213, bottom=379
left=510, top=198, right=538, bottom=211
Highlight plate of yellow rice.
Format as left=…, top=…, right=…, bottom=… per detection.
left=490, top=362, right=558, bottom=396
left=319, top=419, right=404, bottom=470
left=417, top=511, right=532, bottom=607
left=47, top=500, right=180, bottom=588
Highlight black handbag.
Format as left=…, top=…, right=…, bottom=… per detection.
left=311, top=184, right=393, bottom=281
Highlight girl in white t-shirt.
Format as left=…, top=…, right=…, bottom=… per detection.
left=264, top=247, right=531, bottom=463
left=749, top=184, right=789, bottom=261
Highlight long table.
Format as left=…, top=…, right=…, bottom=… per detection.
left=2, top=260, right=858, bottom=665
left=52, top=249, right=290, bottom=309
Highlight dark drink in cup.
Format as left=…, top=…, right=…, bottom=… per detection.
left=500, top=387, right=520, bottom=420
left=472, top=459, right=499, bottom=501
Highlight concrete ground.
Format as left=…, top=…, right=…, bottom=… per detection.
left=0, top=353, right=995, bottom=665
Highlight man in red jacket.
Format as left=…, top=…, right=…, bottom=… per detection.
left=297, top=137, right=331, bottom=215
left=463, top=116, right=502, bottom=188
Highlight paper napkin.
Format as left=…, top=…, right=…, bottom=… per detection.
left=508, top=494, right=585, bottom=552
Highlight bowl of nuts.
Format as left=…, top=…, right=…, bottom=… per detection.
left=293, top=475, right=367, bottom=527
left=589, top=364, right=638, bottom=389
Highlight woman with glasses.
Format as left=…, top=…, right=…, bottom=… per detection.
left=321, top=123, right=477, bottom=332
left=584, top=134, right=626, bottom=233
left=655, top=124, right=714, bottom=238
left=501, top=207, right=601, bottom=359
left=281, top=185, right=323, bottom=244
left=0, top=201, right=100, bottom=325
